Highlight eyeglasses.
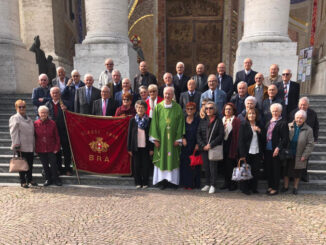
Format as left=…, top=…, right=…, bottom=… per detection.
left=186, top=108, right=195, bottom=111
left=105, top=63, right=114, bottom=66
left=122, top=99, right=130, bottom=101
left=149, top=91, right=157, bottom=93
left=205, top=107, right=214, bottom=110
left=282, top=73, right=290, bottom=76
left=40, top=79, right=47, bottom=81
left=73, top=75, right=80, bottom=77
left=208, top=80, right=217, bottom=82
left=18, top=106, right=26, bottom=109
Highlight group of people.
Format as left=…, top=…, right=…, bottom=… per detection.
left=9, top=57, right=318, bottom=195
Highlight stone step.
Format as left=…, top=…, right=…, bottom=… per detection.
left=312, top=143, right=326, bottom=152
left=0, top=132, right=10, bottom=139
left=310, top=152, right=326, bottom=161
left=318, top=129, right=326, bottom=137
left=309, top=160, right=326, bottom=170
left=308, top=170, right=326, bottom=180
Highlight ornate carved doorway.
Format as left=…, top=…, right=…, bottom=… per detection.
left=166, top=0, right=224, bottom=76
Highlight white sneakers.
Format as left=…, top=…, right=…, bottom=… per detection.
left=208, top=186, right=215, bottom=194
left=201, top=185, right=210, bottom=192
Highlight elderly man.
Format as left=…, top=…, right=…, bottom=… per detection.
left=276, top=69, right=300, bottom=121
left=51, top=67, right=69, bottom=92
left=237, top=96, right=262, bottom=124
left=150, top=86, right=185, bottom=190
left=110, top=69, right=123, bottom=98
left=200, top=74, right=226, bottom=116
left=45, top=87, right=72, bottom=175
left=289, top=97, right=319, bottom=182
left=191, top=63, right=208, bottom=92
left=262, top=84, right=285, bottom=124
left=61, top=69, right=85, bottom=111
left=216, top=62, right=233, bottom=102
left=179, top=79, right=202, bottom=113
left=248, top=73, right=268, bottom=111
left=74, top=74, right=101, bottom=114
left=133, top=61, right=157, bottom=94
left=230, top=81, right=249, bottom=115
left=114, top=78, right=135, bottom=107
left=32, top=74, right=51, bottom=116
left=234, top=58, right=257, bottom=92
left=158, top=72, right=180, bottom=102
left=98, top=58, right=114, bottom=88
left=173, top=61, right=189, bottom=93
left=92, top=86, right=116, bottom=116
left=264, top=64, right=282, bottom=86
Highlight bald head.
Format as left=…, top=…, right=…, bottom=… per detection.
left=244, top=58, right=253, bottom=71
left=217, top=62, right=226, bottom=76
left=139, top=61, right=147, bottom=74
left=269, top=64, right=279, bottom=78
left=254, top=73, right=264, bottom=85
left=196, top=64, right=205, bottom=75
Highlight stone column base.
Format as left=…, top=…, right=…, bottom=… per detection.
left=73, top=42, right=138, bottom=88
left=0, top=44, right=38, bottom=93
left=234, top=42, right=298, bottom=80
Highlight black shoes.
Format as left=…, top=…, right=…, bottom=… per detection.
left=29, top=182, right=38, bottom=187
left=280, top=187, right=289, bottom=193
left=293, top=188, right=298, bottom=195
left=43, top=180, right=52, bottom=187
left=220, top=183, right=229, bottom=190
left=54, top=179, right=62, bottom=186
left=21, top=183, right=29, bottom=188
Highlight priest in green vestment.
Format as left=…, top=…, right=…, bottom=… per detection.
left=150, top=85, right=185, bottom=189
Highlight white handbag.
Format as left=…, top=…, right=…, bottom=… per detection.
left=208, top=120, right=223, bottom=161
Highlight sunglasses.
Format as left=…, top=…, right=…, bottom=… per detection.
left=282, top=73, right=290, bottom=76
left=73, top=75, right=80, bottom=77
left=186, top=108, right=195, bottom=110
left=122, top=99, right=130, bottom=101
left=18, top=106, right=26, bottom=109
left=205, top=107, right=214, bottom=110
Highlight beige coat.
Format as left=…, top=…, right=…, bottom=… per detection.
left=288, top=122, right=314, bottom=169
left=9, top=113, right=34, bottom=152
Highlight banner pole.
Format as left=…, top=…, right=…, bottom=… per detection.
left=62, top=108, right=81, bottom=185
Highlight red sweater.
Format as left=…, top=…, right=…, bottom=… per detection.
left=34, top=119, right=61, bottom=153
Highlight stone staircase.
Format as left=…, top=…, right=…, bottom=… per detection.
left=0, top=94, right=325, bottom=191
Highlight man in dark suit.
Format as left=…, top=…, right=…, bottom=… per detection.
left=45, top=87, right=72, bottom=176
left=173, top=61, right=189, bottom=93
left=92, top=86, right=116, bottom=116
left=133, top=61, right=157, bottom=94
left=179, top=79, right=202, bottom=113
left=262, top=84, right=285, bottom=125
left=230, top=81, right=248, bottom=116
left=158, top=72, right=180, bottom=102
left=32, top=73, right=51, bottom=117
left=191, top=63, right=208, bottom=92
left=74, top=74, right=101, bottom=114
left=276, top=69, right=300, bottom=121
left=61, top=69, right=85, bottom=111
left=234, top=58, right=257, bottom=92
left=248, top=73, right=268, bottom=111
left=216, top=62, right=234, bottom=102
left=51, top=66, right=69, bottom=91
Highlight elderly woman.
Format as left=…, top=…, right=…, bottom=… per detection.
left=239, top=108, right=264, bottom=195
left=139, top=85, right=149, bottom=101
left=180, top=102, right=201, bottom=189
left=265, top=103, right=289, bottom=195
left=127, top=100, right=153, bottom=189
left=199, top=98, right=212, bottom=119
left=238, top=96, right=257, bottom=123
left=9, top=100, right=37, bottom=188
left=281, top=110, right=314, bottom=195
left=197, top=101, right=224, bottom=194
left=146, top=84, right=163, bottom=118
left=220, top=102, right=241, bottom=191
left=115, top=92, right=136, bottom=116
left=34, top=106, right=62, bottom=186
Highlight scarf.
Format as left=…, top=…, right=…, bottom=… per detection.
left=267, top=117, right=282, bottom=142
left=222, top=116, right=234, bottom=140
left=290, top=122, right=301, bottom=156
left=149, top=97, right=158, bottom=118
left=135, top=114, right=149, bottom=130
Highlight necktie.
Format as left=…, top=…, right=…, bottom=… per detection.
left=102, top=100, right=106, bottom=116
left=87, top=88, right=91, bottom=104
left=212, top=91, right=215, bottom=102
left=284, top=83, right=288, bottom=102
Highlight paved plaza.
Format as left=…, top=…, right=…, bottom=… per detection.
left=0, top=186, right=325, bottom=245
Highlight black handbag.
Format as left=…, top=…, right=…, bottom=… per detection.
left=279, top=148, right=293, bottom=161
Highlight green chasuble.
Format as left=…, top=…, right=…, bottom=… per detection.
left=149, top=101, right=185, bottom=171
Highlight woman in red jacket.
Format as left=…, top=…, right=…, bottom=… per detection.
left=34, top=105, right=62, bottom=186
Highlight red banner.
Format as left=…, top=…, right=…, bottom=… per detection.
left=64, top=110, right=131, bottom=175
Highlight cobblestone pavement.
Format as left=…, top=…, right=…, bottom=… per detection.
left=0, top=186, right=325, bottom=245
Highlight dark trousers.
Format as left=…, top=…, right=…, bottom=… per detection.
left=265, top=150, right=281, bottom=191
left=241, top=153, right=261, bottom=191
left=56, top=132, right=72, bottom=172
left=222, top=157, right=237, bottom=186
left=18, top=152, right=34, bottom=184
left=133, top=148, right=150, bottom=186
left=39, top=153, right=59, bottom=182
left=202, top=151, right=217, bottom=187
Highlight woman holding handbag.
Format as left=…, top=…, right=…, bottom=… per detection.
left=9, top=100, right=37, bottom=188
left=197, top=101, right=224, bottom=194
left=180, top=102, right=201, bottom=189
left=238, top=108, right=264, bottom=195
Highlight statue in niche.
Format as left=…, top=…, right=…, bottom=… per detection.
left=29, top=35, right=48, bottom=75
left=46, top=55, right=57, bottom=83
left=130, top=34, right=145, bottom=63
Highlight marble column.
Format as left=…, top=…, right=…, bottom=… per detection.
left=0, top=0, right=38, bottom=93
left=74, top=0, right=137, bottom=87
left=234, top=0, right=298, bottom=80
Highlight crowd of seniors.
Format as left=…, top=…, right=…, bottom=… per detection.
left=9, top=58, right=318, bottom=195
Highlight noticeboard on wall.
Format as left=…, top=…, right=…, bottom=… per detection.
left=297, top=46, right=313, bottom=83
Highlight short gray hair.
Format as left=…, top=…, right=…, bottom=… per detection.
left=295, top=109, right=307, bottom=120
left=245, top=96, right=257, bottom=106
left=134, top=100, right=148, bottom=110
left=163, top=86, right=174, bottom=95
left=270, top=103, right=283, bottom=113
left=71, top=69, right=79, bottom=76
left=112, top=69, right=121, bottom=76
left=299, top=96, right=310, bottom=106
left=139, top=85, right=148, bottom=93
left=148, top=84, right=158, bottom=91
left=176, top=61, right=185, bottom=68
left=38, top=105, right=49, bottom=113
left=237, top=81, right=247, bottom=89
left=205, top=101, right=218, bottom=115
left=56, top=66, right=65, bottom=73
left=39, top=73, right=48, bottom=80
left=50, top=87, right=60, bottom=93
left=84, top=73, right=94, bottom=80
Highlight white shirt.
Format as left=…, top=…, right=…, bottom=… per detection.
left=58, top=81, right=66, bottom=93
left=249, top=128, right=259, bottom=154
